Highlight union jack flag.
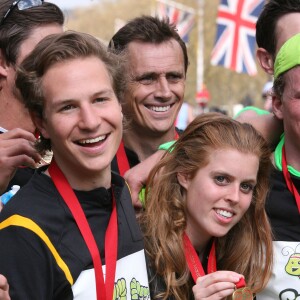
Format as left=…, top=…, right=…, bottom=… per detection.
left=156, top=0, right=195, bottom=43
left=211, top=0, right=264, bottom=76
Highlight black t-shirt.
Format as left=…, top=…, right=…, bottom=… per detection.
left=0, top=170, right=149, bottom=299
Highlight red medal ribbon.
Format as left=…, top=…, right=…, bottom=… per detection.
left=183, top=233, right=246, bottom=288
left=282, top=146, right=300, bottom=213
left=183, top=232, right=216, bottom=281
left=116, top=140, right=130, bottom=177
left=48, top=160, right=118, bottom=300
left=116, top=131, right=180, bottom=177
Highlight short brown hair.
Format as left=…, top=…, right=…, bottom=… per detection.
left=16, top=31, right=126, bottom=153
left=109, top=15, right=189, bottom=74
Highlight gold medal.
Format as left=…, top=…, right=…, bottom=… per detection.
left=35, top=150, right=53, bottom=168
left=232, top=287, right=253, bottom=300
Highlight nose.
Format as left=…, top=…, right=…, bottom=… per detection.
left=78, top=104, right=100, bottom=131
left=154, top=76, right=172, bottom=100
left=226, top=185, right=240, bottom=204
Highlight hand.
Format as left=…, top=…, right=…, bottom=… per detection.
left=0, top=128, right=41, bottom=194
left=192, top=271, right=243, bottom=300
left=124, top=150, right=165, bottom=208
left=0, top=275, right=10, bottom=300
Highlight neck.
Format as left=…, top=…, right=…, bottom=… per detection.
left=185, top=223, right=211, bottom=259
left=284, top=136, right=300, bottom=172
left=47, top=159, right=111, bottom=191
left=123, top=126, right=177, bottom=162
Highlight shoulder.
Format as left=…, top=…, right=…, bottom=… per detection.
left=234, top=106, right=270, bottom=120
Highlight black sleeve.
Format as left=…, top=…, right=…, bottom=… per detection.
left=0, top=225, right=55, bottom=300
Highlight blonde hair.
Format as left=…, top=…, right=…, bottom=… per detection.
left=142, top=112, right=273, bottom=300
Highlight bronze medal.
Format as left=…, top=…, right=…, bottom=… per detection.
left=232, top=287, right=253, bottom=300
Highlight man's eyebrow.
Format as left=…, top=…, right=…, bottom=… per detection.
left=135, top=70, right=184, bottom=79
left=134, top=72, right=157, bottom=80
left=166, top=71, right=184, bottom=76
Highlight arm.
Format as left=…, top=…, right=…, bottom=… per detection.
left=192, top=271, right=243, bottom=300
left=0, top=275, right=10, bottom=300
left=236, top=113, right=283, bottom=149
left=0, top=128, right=41, bottom=194
left=124, top=150, right=165, bottom=208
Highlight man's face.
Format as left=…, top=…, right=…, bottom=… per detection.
left=275, top=13, right=300, bottom=55
left=38, top=57, right=123, bottom=187
left=6, top=24, right=63, bottom=132
left=273, top=67, right=300, bottom=146
left=123, top=39, right=185, bottom=137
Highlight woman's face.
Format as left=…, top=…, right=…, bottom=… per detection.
left=178, top=148, right=259, bottom=250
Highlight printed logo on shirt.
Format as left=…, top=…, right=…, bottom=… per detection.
left=72, top=250, right=150, bottom=300
left=279, top=288, right=300, bottom=300
left=282, top=243, right=300, bottom=278
left=278, top=244, right=300, bottom=300
left=256, top=242, right=300, bottom=300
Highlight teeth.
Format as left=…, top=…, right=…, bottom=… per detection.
left=216, top=209, right=233, bottom=218
left=78, top=136, right=106, bottom=144
left=149, top=105, right=171, bottom=112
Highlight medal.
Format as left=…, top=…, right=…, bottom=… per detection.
left=232, top=278, right=253, bottom=300
left=232, top=287, right=253, bottom=299
left=183, top=233, right=253, bottom=300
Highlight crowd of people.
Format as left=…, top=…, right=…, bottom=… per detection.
left=0, top=0, right=299, bottom=299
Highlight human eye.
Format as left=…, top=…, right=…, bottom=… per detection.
left=60, top=104, right=75, bottom=112
left=136, top=74, right=155, bottom=85
left=167, top=72, right=183, bottom=83
left=214, top=175, right=228, bottom=185
left=240, top=182, right=254, bottom=194
left=94, top=97, right=108, bottom=103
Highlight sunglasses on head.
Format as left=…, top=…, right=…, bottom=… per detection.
left=0, top=0, right=44, bottom=26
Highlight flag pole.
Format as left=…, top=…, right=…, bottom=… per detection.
left=196, top=0, right=204, bottom=92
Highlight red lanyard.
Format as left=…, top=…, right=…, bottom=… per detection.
left=48, top=160, right=118, bottom=300
left=183, top=233, right=246, bottom=288
left=282, top=146, right=300, bottom=213
left=116, top=140, right=130, bottom=177
left=116, top=131, right=180, bottom=177
left=183, top=232, right=217, bottom=281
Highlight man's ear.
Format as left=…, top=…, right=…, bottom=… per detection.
left=272, top=94, right=284, bottom=120
left=0, top=49, right=9, bottom=78
left=257, top=48, right=274, bottom=75
left=30, top=112, right=50, bottom=139
left=177, top=172, right=190, bottom=190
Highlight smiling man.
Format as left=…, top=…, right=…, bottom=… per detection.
left=109, top=16, right=187, bottom=178
left=0, top=31, right=150, bottom=300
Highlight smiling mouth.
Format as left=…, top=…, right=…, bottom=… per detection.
left=76, top=135, right=107, bottom=146
left=215, top=209, right=233, bottom=218
left=146, top=105, right=172, bottom=112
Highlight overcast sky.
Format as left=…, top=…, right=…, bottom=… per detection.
left=48, top=0, right=101, bottom=10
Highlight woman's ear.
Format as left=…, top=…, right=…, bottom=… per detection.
left=30, top=112, right=50, bottom=139
left=177, top=172, right=190, bottom=190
